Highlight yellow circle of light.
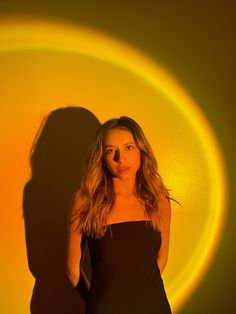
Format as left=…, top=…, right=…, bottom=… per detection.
left=0, top=18, right=228, bottom=313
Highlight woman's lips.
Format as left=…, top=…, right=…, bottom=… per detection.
left=117, top=167, right=130, bottom=173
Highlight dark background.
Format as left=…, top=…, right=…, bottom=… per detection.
left=1, top=1, right=235, bottom=313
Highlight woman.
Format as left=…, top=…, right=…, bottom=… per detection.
left=67, top=116, right=172, bottom=314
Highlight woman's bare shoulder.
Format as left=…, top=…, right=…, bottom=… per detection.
left=73, top=188, right=83, bottom=202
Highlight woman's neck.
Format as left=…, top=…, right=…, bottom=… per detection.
left=112, top=176, right=136, bottom=197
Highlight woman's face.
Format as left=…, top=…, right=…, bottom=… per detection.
left=103, top=128, right=141, bottom=179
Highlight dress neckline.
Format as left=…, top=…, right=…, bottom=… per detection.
left=106, top=220, right=151, bottom=227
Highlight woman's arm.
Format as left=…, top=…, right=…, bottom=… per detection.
left=67, top=191, right=83, bottom=287
left=157, top=194, right=171, bottom=275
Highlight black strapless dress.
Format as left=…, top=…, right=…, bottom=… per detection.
left=85, top=221, right=171, bottom=314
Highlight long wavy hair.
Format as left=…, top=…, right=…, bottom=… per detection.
left=71, top=116, right=172, bottom=238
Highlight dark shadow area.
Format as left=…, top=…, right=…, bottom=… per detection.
left=23, top=106, right=100, bottom=314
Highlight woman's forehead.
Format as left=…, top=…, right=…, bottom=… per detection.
left=103, top=128, right=134, bottom=144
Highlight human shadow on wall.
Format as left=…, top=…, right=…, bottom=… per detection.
left=23, top=107, right=100, bottom=314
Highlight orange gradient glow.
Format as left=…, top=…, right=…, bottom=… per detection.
left=0, top=18, right=228, bottom=313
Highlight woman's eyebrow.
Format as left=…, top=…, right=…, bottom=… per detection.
left=124, top=141, right=136, bottom=145
left=104, top=141, right=135, bottom=148
left=104, top=144, right=115, bottom=148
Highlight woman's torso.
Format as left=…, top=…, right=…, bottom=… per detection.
left=85, top=220, right=171, bottom=314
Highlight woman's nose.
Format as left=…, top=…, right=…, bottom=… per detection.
left=114, top=150, right=124, bottom=163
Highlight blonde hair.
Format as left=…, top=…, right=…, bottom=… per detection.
left=71, top=116, right=171, bottom=238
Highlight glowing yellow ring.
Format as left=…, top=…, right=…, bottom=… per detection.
left=0, top=17, right=228, bottom=312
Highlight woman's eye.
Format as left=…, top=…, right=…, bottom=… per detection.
left=105, top=149, right=114, bottom=154
left=126, top=145, right=134, bottom=150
